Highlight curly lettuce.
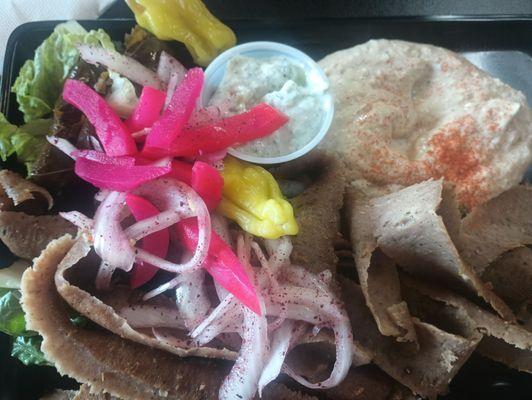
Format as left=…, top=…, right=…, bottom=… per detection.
left=11, top=20, right=115, bottom=122
left=0, top=113, right=52, bottom=175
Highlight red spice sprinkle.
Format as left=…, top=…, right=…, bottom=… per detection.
left=427, top=116, right=489, bottom=209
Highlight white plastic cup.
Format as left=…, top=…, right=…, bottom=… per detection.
left=202, top=41, right=334, bottom=164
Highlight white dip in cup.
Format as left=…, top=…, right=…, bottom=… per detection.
left=202, top=41, right=334, bottom=164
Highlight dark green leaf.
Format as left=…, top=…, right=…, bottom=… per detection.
left=0, top=289, right=27, bottom=336
left=11, top=336, right=53, bottom=367
left=69, top=313, right=88, bottom=328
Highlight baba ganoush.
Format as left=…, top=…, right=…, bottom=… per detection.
left=319, top=39, right=532, bottom=208
left=209, top=55, right=327, bottom=157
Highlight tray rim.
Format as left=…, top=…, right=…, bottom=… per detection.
left=2, top=13, right=532, bottom=399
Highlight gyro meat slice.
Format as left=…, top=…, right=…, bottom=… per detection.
left=366, top=179, right=514, bottom=321
left=481, top=247, right=532, bottom=311
left=339, top=277, right=479, bottom=399
left=402, top=275, right=532, bottom=374
left=0, top=169, right=53, bottom=211
left=0, top=211, right=76, bottom=260
left=458, top=185, right=532, bottom=275
left=347, top=189, right=418, bottom=345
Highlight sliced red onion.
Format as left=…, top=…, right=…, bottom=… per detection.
left=191, top=294, right=237, bottom=340
left=193, top=305, right=243, bottom=346
left=46, top=136, right=77, bottom=159
left=89, top=136, right=104, bottom=152
left=251, top=242, right=279, bottom=292
left=266, top=301, right=320, bottom=325
left=118, top=305, right=185, bottom=329
left=264, top=236, right=293, bottom=273
left=94, top=189, right=110, bottom=202
left=283, top=317, right=353, bottom=389
left=236, top=234, right=252, bottom=271
left=143, top=275, right=184, bottom=301
left=258, top=320, right=294, bottom=396
left=59, top=211, right=94, bottom=232
left=272, top=285, right=353, bottom=389
left=251, top=242, right=285, bottom=331
left=175, top=268, right=211, bottom=330
left=157, top=51, right=186, bottom=84
left=281, top=264, right=330, bottom=295
left=94, top=191, right=135, bottom=272
left=164, top=71, right=180, bottom=110
left=95, top=260, right=114, bottom=291
left=213, top=281, right=230, bottom=303
left=135, top=249, right=202, bottom=274
left=219, top=300, right=268, bottom=400
left=126, top=208, right=191, bottom=241
left=132, top=179, right=211, bottom=273
left=132, top=179, right=191, bottom=215
left=78, top=44, right=164, bottom=90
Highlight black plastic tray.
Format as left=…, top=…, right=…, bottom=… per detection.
left=2, top=16, right=532, bottom=400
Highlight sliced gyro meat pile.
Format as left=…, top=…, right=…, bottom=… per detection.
left=338, top=277, right=479, bottom=399
left=347, top=179, right=514, bottom=322
left=402, top=275, right=532, bottom=374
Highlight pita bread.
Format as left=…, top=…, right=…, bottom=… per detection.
left=458, top=185, right=532, bottom=275
left=339, top=277, right=479, bottom=398
left=72, top=383, right=319, bottom=400
left=21, top=235, right=233, bottom=400
left=319, top=39, right=532, bottom=209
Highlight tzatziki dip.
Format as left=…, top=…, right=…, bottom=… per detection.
left=209, top=55, right=327, bottom=157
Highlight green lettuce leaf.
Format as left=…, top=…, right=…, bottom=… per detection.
left=0, top=113, right=18, bottom=161
left=0, top=113, right=52, bottom=175
left=11, top=336, right=52, bottom=367
left=0, top=288, right=27, bottom=336
left=12, top=20, right=115, bottom=122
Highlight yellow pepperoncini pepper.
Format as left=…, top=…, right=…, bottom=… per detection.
left=219, top=157, right=299, bottom=240
left=126, top=0, right=236, bottom=66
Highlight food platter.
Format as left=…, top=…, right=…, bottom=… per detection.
left=1, top=15, right=532, bottom=400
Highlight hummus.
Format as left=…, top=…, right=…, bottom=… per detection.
left=209, top=55, right=326, bottom=157
left=319, top=39, right=532, bottom=208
